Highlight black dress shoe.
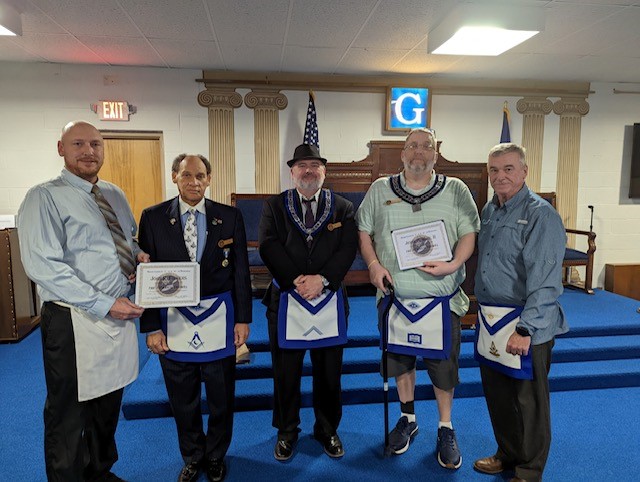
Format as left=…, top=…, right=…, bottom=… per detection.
left=206, top=458, right=226, bottom=482
left=178, top=461, right=201, bottom=482
left=274, top=439, right=296, bottom=461
left=320, top=433, right=345, bottom=458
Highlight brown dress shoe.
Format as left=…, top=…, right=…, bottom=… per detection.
left=473, top=455, right=504, bottom=474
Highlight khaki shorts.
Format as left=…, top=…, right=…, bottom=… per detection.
left=380, top=312, right=461, bottom=391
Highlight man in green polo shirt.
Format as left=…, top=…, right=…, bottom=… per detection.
left=357, top=127, right=479, bottom=470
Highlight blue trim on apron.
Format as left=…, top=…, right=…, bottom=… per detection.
left=276, top=286, right=348, bottom=349
left=474, top=302, right=533, bottom=380
left=160, top=291, right=235, bottom=363
left=378, top=292, right=454, bottom=360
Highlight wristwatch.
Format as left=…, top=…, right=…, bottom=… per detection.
left=320, top=275, right=330, bottom=287
left=515, top=325, right=531, bottom=337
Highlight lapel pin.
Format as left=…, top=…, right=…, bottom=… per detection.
left=170, top=218, right=176, bottom=225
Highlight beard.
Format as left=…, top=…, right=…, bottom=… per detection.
left=404, top=157, right=433, bottom=175
left=294, top=173, right=325, bottom=191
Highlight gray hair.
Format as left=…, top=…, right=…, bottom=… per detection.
left=172, top=153, right=212, bottom=175
left=405, top=127, right=437, bottom=147
left=488, top=143, right=526, bottom=166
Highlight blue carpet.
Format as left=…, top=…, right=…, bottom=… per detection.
left=4, top=289, right=640, bottom=481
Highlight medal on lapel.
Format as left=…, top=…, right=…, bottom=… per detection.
left=222, top=248, right=230, bottom=267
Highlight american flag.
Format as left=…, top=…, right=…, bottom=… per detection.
left=500, top=101, right=511, bottom=143
left=303, top=91, right=319, bottom=147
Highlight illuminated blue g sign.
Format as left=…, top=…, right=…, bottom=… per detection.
left=387, top=87, right=429, bottom=130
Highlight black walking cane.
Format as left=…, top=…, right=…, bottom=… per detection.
left=381, top=278, right=394, bottom=456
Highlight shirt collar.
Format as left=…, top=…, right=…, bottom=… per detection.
left=178, top=196, right=206, bottom=216
left=491, top=183, right=530, bottom=209
left=61, top=168, right=99, bottom=193
left=297, top=189, right=321, bottom=203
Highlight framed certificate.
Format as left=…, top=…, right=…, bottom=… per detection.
left=135, top=262, right=200, bottom=308
left=391, top=220, right=453, bottom=270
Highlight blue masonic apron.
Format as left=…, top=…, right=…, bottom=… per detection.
left=474, top=303, right=533, bottom=380
left=276, top=282, right=347, bottom=349
left=378, top=293, right=454, bottom=359
left=160, top=291, right=234, bottom=362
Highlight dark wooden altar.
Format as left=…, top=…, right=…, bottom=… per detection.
left=323, top=140, right=488, bottom=328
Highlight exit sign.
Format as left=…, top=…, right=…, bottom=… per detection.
left=95, top=100, right=132, bottom=121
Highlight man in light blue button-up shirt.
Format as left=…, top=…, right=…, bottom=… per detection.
left=17, top=121, right=147, bottom=482
left=474, top=143, right=568, bottom=482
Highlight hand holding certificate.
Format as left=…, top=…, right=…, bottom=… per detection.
left=135, top=262, right=200, bottom=307
left=391, top=220, right=453, bottom=270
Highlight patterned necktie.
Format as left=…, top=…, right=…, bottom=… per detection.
left=184, top=208, right=198, bottom=262
left=90, top=184, right=136, bottom=276
left=302, top=199, right=315, bottom=229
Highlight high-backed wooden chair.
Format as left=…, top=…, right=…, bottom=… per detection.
left=537, top=192, right=596, bottom=294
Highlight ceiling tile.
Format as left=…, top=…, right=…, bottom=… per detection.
left=287, top=0, right=378, bottom=48
left=118, top=0, right=214, bottom=41
left=29, top=0, right=139, bottom=37
left=76, top=36, right=166, bottom=66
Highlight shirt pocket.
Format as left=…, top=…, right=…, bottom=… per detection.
left=493, top=221, right=526, bottom=263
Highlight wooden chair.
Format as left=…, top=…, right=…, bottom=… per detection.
left=537, top=192, right=596, bottom=294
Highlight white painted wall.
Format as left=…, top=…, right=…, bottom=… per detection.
left=0, top=61, right=208, bottom=211
left=1, top=61, right=639, bottom=288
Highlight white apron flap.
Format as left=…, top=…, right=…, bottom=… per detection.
left=475, top=303, right=532, bottom=379
left=278, top=288, right=347, bottom=349
left=160, top=292, right=235, bottom=362
left=70, top=307, right=139, bottom=402
left=385, top=295, right=452, bottom=359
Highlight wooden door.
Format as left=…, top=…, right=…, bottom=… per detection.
left=100, top=131, right=164, bottom=225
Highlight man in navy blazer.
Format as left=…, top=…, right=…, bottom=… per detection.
left=138, top=154, right=251, bottom=482
left=259, top=143, right=358, bottom=462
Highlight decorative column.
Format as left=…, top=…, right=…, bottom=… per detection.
left=553, top=97, right=590, bottom=248
left=244, top=90, right=288, bottom=193
left=516, top=97, right=553, bottom=192
left=197, top=87, right=243, bottom=203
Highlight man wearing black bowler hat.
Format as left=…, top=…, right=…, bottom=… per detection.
left=259, top=143, right=358, bottom=461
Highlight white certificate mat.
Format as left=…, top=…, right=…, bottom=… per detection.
left=135, top=262, right=200, bottom=308
left=391, top=220, right=453, bottom=270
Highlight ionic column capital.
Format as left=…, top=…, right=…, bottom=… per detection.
left=553, top=97, right=590, bottom=116
left=244, top=90, right=288, bottom=110
left=516, top=97, right=553, bottom=115
left=197, top=88, right=243, bottom=109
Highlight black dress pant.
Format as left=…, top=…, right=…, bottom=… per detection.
left=267, top=316, right=344, bottom=442
left=480, top=339, right=554, bottom=482
left=40, top=302, right=123, bottom=482
left=159, top=354, right=236, bottom=463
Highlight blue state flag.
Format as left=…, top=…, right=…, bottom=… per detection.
left=500, top=101, right=511, bottom=143
left=303, top=91, right=319, bottom=147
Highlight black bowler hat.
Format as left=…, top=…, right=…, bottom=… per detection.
left=286, top=143, right=327, bottom=167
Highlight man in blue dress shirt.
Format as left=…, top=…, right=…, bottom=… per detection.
left=473, top=143, right=569, bottom=482
left=18, top=121, right=147, bottom=481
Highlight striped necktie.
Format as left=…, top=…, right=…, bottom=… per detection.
left=91, top=184, right=136, bottom=276
left=184, top=208, right=198, bottom=262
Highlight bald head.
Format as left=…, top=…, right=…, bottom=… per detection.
left=58, top=121, right=105, bottom=183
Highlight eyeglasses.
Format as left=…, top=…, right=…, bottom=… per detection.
left=404, top=143, right=435, bottom=151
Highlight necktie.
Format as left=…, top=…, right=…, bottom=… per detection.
left=90, top=184, right=136, bottom=276
left=184, top=208, right=198, bottom=262
left=302, top=199, right=315, bottom=229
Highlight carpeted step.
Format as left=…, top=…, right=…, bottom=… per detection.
left=122, top=351, right=640, bottom=419
left=235, top=334, right=640, bottom=379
